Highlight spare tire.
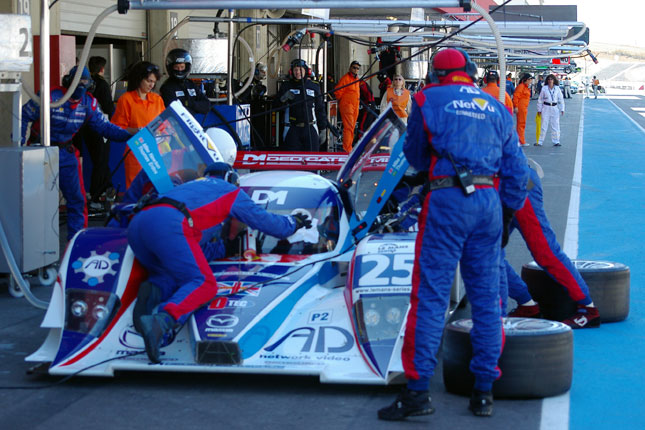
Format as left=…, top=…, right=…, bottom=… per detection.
left=443, top=318, right=572, bottom=398
left=521, top=260, right=630, bottom=322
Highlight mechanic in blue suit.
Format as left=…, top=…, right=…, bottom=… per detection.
left=503, top=166, right=599, bottom=328
left=21, top=66, right=132, bottom=240
left=378, top=48, right=528, bottom=421
left=127, top=162, right=312, bottom=363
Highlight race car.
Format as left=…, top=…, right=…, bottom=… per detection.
left=27, top=105, right=465, bottom=385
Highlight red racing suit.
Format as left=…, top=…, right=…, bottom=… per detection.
left=402, top=76, right=528, bottom=392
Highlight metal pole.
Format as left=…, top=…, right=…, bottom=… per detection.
left=227, top=9, right=234, bottom=105
left=40, top=0, right=50, bottom=147
left=126, top=0, right=469, bottom=11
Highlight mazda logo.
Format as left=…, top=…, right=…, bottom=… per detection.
left=206, top=314, right=239, bottom=328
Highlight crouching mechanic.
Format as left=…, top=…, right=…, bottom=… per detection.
left=503, top=165, right=599, bottom=328
left=127, top=162, right=312, bottom=363
left=378, top=48, right=528, bottom=421
left=21, top=66, right=133, bottom=240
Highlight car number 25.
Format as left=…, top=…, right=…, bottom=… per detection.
left=358, top=254, right=414, bottom=286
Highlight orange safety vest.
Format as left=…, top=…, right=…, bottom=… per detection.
left=385, top=87, right=410, bottom=118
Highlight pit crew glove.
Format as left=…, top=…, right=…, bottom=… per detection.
left=280, top=90, right=296, bottom=103
left=501, top=205, right=515, bottom=248
left=292, top=213, right=312, bottom=230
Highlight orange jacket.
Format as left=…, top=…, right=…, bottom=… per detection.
left=335, top=72, right=360, bottom=110
left=512, top=82, right=531, bottom=110
left=111, top=90, right=165, bottom=130
left=482, top=83, right=513, bottom=114
left=383, top=87, right=411, bottom=118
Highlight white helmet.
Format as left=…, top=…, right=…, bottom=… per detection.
left=205, top=127, right=237, bottom=167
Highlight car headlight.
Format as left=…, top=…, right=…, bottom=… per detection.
left=65, top=289, right=121, bottom=337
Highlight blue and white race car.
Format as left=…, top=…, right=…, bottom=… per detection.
left=27, top=105, right=465, bottom=385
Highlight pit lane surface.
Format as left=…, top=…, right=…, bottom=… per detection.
left=1, top=90, right=641, bottom=429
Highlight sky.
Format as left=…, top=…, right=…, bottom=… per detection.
left=521, top=0, right=644, bottom=47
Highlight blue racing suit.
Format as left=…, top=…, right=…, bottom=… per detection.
left=21, top=88, right=131, bottom=239
left=118, top=169, right=225, bottom=261
left=502, top=167, right=592, bottom=309
left=402, top=79, right=529, bottom=392
left=127, top=176, right=299, bottom=324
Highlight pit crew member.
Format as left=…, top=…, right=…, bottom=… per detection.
left=276, top=59, right=329, bottom=151
left=378, top=48, right=528, bottom=421
left=160, top=48, right=210, bottom=116
left=21, top=66, right=133, bottom=240
left=128, top=163, right=312, bottom=363
left=334, top=61, right=361, bottom=152
left=504, top=166, right=599, bottom=328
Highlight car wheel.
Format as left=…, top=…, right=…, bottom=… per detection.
left=521, top=260, right=630, bottom=322
left=442, top=318, right=573, bottom=398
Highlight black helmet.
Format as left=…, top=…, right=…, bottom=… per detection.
left=290, top=58, right=309, bottom=79
left=166, top=48, right=192, bottom=80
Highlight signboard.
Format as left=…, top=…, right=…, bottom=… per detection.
left=0, top=14, right=32, bottom=72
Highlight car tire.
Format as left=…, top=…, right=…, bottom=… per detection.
left=442, top=318, right=573, bottom=398
left=521, top=260, right=630, bottom=322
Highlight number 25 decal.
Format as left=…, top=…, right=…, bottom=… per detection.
left=358, top=254, right=413, bottom=286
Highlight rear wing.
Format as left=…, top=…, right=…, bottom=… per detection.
left=233, top=151, right=390, bottom=171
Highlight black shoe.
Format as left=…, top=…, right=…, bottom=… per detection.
left=377, top=388, right=435, bottom=421
left=139, top=312, right=175, bottom=364
left=469, top=389, right=494, bottom=417
left=133, top=281, right=162, bottom=334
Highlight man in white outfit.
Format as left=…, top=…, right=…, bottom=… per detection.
left=535, top=74, right=565, bottom=147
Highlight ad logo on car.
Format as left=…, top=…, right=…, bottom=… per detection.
left=72, top=250, right=119, bottom=286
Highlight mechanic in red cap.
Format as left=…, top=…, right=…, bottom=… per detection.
left=378, top=48, right=528, bottom=421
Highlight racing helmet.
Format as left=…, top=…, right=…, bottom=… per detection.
left=62, top=66, right=94, bottom=99
left=205, top=127, right=237, bottom=167
left=290, top=58, right=309, bottom=79
left=427, top=48, right=477, bottom=84
left=166, top=48, right=192, bottom=80
left=484, top=70, right=500, bottom=84
left=204, top=162, right=240, bottom=186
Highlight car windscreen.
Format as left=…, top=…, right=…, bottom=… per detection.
left=241, top=186, right=342, bottom=255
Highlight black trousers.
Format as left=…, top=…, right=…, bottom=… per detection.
left=283, top=125, right=319, bottom=152
left=82, top=126, right=113, bottom=200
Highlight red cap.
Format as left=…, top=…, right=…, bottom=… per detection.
left=432, top=48, right=466, bottom=71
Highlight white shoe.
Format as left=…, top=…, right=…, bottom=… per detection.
left=520, top=143, right=530, bottom=147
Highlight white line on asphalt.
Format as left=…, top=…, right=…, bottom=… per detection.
left=539, top=92, right=587, bottom=430
left=632, top=107, right=645, bottom=112
left=607, top=98, right=645, bottom=134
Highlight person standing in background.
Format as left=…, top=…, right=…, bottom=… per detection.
left=481, top=70, right=513, bottom=114
left=536, top=74, right=565, bottom=147
left=505, top=72, right=515, bottom=97
left=84, top=56, right=116, bottom=208
left=112, top=61, right=165, bottom=187
left=334, top=61, right=361, bottom=152
left=592, top=76, right=600, bottom=99
left=380, top=74, right=411, bottom=123
left=563, top=77, right=572, bottom=99
left=512, top=73, right=533, bottom=147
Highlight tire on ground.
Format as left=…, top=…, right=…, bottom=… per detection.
left=443, top=318, right=572, bottom=398
left=521, top=260, right=630, bottom=322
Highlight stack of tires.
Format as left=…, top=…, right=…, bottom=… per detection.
left=443, top=259, right=629, bottom=398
